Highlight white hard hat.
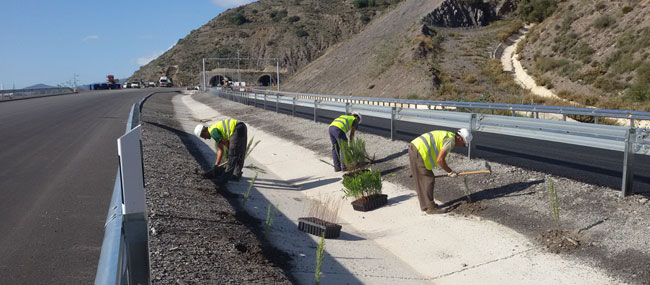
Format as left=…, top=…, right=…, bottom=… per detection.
left=457, top=128, right=472, bottom=145
left=194, top=124, right=205, bottom=137
left=352, top=111, right=362, bottom=123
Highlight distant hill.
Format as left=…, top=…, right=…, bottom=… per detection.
left=24, top=84, right=55, bottom=89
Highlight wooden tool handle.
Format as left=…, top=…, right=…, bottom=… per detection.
left=435, top=170, right=491, bottom=178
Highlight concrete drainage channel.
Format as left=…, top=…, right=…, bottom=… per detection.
left=171, top=92, right=625, bottom=284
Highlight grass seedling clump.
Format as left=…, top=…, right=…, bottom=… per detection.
left=342, top=169, right=382, bottom=199
left=307, top=195, right=342, bottom=224
left=315, top=233, right=325, bottom=285
left=338, top=138, right=369, bottom=171
left=264, top=203, right=278, bottom=233
left=243, top=172, right=258, bottom=206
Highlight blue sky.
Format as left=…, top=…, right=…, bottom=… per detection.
left=0, top=0, right=255, bottom=89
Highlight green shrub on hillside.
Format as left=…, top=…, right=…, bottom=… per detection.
left=288, top=16, right=301, bottom=23
left=227, top=11, right=248, bottom=25
left=622, top=6, right=633, bottom=14
left=626, top=62, right=650, bottom=102
left=517, top=0, right=557, bottom=23
left=593, top=15, right=614, bottom=29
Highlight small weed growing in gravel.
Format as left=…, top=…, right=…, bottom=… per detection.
left=315, top=232, right=325, bottom=285
left=547, top=177, right=560, bottom=225
left=243, top=172, right=258, bottom=206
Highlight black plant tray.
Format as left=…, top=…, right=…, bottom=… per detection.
left=351, top=194, right=388, bottom=212
left=298, top=217, right=342, bottom=239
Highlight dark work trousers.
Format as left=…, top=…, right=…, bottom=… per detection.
left=224, top=122, right=248, bottom=179
left=408, top=143, right=436, bottom=211
left=329, top=126, right=348, bottom=170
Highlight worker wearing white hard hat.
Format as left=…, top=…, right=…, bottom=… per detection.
left=328, top=112, right=362, bottom=172
left=194, top=118, right=248, bottom=184
left=408, top=128, right=471, bottom=214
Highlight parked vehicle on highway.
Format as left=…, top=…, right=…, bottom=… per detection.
left=123, top=82, right=132, bottom=88
left=159, top=76, right=173, bottom=87
left=131, top=81, right=140, bottom=88
left=147, top=81, right=156, bottom=88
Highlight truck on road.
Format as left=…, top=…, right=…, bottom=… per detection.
left=159, top=76, right=173, bottom=87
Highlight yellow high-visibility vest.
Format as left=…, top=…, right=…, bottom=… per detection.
left=207, top=119, right=238, bottom=142
left=411, top=130, right=455, bottom=170
left=329, top=115, right=356, bottom=133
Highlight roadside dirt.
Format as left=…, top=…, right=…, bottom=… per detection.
left=140, top=92, right=292, bottom=284
left=193, top=91, right=650, bottom=284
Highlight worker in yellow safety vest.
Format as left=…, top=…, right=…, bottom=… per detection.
left=329, top=112, right=362, bottom=172
left=194, top=118, right=248, bottom=184
left=408, top=128, right=472, bottom=214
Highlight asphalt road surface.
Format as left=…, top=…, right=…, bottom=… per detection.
left=0, top=88, right=172, bottom=284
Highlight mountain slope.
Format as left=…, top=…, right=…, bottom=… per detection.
left=518, top=0, right=650, bottom=111
left=130, top=0, right=402, bottom=86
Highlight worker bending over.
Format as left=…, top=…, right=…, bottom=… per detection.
left=328, top=112, right=361, bottom=172
left=194, top=118, right=248, bottom=184
left=408, top=128, right=472, bottom=214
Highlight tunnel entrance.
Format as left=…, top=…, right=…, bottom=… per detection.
left=209, top=75, right=229, bottom=87
left=257, top=75, right=274, bottom=87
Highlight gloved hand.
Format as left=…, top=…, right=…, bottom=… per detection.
left=447, top=171, right=458, bottom=178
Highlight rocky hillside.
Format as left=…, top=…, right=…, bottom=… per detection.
left=518, top=0, right=650, bottom=111
left=130, top=0, right=402, bottom=86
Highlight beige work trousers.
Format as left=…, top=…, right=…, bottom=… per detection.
left=408, top=143, right=435, bottom=211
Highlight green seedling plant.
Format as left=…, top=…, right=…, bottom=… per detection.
left=264, top=203, right=278, bottom=233
left=243, top=172, right=258, bottom=206
left=245, top=136, right=260, bottom=159
left=315, top=232, right=325, bottom=285
left=342, top=169, right=382, bottom=199
left=548, top=177, right=560, bottom=225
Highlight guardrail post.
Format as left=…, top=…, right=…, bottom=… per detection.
left=117, top=125, right=150, bottom=285
left=263, top=94, right=267, bottom=110
left=390, top=107, right=397, bottom=141
left=292, top=97, right=296, bottom=116
left=630, top=118, right=635, bottom=127
left=621, top=128, right=636, bottom=196
left=594, top=116, right=599, bottom=124
left=276, top=96, right=279, bottom=113
left=313, top=100, right=319, bottom=122
left=468, top=113, right=477, bottom=159
left=345, top=102, right=351, bottom=115
left=254, top=93, right=257, bottom=107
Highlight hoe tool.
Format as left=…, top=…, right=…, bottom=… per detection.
left=435, top=161, right=492, bottom=178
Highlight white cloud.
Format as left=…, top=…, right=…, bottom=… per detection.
left=83, top=35, right=99, bottom=41
left=211, top=0, right=255, bottom=8
left=136, top=50, right=164, bottom=66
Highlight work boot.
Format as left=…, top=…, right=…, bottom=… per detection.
left=425, top=206, right=445, bottom=214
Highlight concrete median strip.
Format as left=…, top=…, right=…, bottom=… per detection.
left=175, top=93, right=622, bottom=284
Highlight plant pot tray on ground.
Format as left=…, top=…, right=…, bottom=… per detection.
left=298, top=217, right=342, bottom=239
left=351, top=194, right=388, bottom=212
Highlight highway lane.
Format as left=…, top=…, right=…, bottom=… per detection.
left=0, top=88, right=167, bottom=283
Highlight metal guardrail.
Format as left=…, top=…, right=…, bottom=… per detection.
left=96, top=93, right=155, bottom=285
left=249, top=88, right=650, bottom=126
left=213, top=89, right=650, bottom=196
left=0, top=87, right=74, bottom=100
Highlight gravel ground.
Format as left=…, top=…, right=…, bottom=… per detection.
left=192, top=91, right=650, bottom=284
left=141, top=92, right=292, bottom=284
